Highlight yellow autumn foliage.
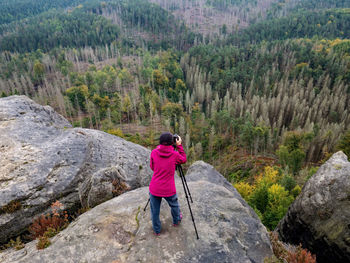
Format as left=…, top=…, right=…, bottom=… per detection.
left=268, top=184, right=288, bottom=202
left=107, top=128, right=124, bottom=137
left=256, top=166, right=279, bottom=186
left=234, top=182, right=254, bottom=199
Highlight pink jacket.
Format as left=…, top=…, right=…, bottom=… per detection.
left=149, top=144, right=187, bottom=197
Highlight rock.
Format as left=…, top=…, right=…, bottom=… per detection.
left=186, top=160, right=235, bottom=190
left=0, top=161, right=273, bottom=263
left=186, top=161, right=262, bottom=222
left=0, top=96, right=152, bottom=244
left=276, top=151, right=350, bottom=263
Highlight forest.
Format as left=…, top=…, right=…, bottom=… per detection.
left=228, top=8, right=350, bottom=45
left=267, top=0, right=350, bottom=18
left=0, top=0, right=87, bottom=25
left=0, top=0, right=349, bottom=232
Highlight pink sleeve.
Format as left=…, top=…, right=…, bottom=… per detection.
left=150, top=152, right=154, bottom=171
left=175, top=145, right=187, bottom=164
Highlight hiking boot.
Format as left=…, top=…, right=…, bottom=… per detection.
left=173, top=212, right=183, bottom=227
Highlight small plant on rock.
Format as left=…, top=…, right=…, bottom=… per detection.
left=29, top=200, right=69, bottom=249
left=266, top=232, right=316, bottom=263
left=3, top=236, right=25, bottom=250
left=0, top=200, right=22, bottom=214
left=36, top=235, right=51, bottom=250
left=286, top=245, right=316, bottom=263
left=112, top=179, right=130, bottom=197
left=269, top=232, right=288, bottom=260
left=43, top=227, right=59, bottom=238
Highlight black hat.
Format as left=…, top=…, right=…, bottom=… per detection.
left=159, top=132, right=173, bottom=146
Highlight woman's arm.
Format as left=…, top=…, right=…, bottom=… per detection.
left=150, top=152, right=154, bottom=171
left=175, top=144, right=187, bottom=164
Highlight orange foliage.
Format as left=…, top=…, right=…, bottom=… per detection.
left=269, top=232, right=288, bottom=259
left=286, top=245, right=316, bottom=263
left=268, top=232, right=316, bottom=263
left=29, top=201, right=68, bottom=239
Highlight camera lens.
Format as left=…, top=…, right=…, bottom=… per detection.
left=173, top=134, right=179, bottom=143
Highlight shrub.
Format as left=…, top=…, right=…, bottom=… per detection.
left=280, top=175, right=297, bottom=192
left=249, top=166, right=280, bottom=216
left=234, top=181, right=254, bottom=199
left=29, top=214, right=64, bottom=238
left=237, top=167, right=296, bottom=230
left=308, top=167, right=318, bottom=178
left=0, top=200, right=22, bottom=214
left=107, top=128, right=124, bottom=137
left=291, top=185, right=302, bottom=198
left=261, top=166, right=280, bottom=184
left=112, top=179, right=130, bottom=197
left=36, top=236, right=51, bottom=250
left=43, top=227, right=58, bottom=238
left=286, top=245, right=316, bottom=263
left=263, top=184, right=294, bottom=230
left=267, top=232, right=316, bottom=263
left=29, top=201, right=68, bottom=239
left=269, top=232, right=287, bottom=260
left=249, top=183, right=269, bottom=214
left=4, top=236, right=24, bottom=250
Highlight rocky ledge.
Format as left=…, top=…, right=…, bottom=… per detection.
left=0, top=96, right=153, bottom=244
left=0, top=161, right=273, bottom=263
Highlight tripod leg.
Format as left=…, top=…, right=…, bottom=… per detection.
left=143, top=198, right=150, bottom=211
left=178, top=166, right=193, bottom=203
left=178, top=166, right=199, bottom=240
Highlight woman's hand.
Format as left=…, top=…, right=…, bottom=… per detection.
left=176, top=136, right=182, bottom=146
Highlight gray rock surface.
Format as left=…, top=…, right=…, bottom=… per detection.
left=186, top=161, right=262, bottom=222
left=277, top=151, right=350, bottom=263
left=0, top=96, right=152, bottom=244
left=187, top=160, right=244, bottom=192
left=0, top=161, right=273, bottom=263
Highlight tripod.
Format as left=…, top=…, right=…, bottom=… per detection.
left=144, top=164, right=199, bottom=239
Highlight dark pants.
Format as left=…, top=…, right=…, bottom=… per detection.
left=149, top=193, right=181, bottom=234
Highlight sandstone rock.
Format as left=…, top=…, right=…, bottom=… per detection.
left=277, top=151, right=350, bottom=263
left=0, top=96, right=152, bottom=244
left=187, top=161, right=244, bottom=192
left=186, top=161, right=262, bottom=222
left=0, top=161, right=273, bottom=263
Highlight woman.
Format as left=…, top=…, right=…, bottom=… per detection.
left=149, top=132, right=187, bottom=236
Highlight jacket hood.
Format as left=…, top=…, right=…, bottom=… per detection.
left=155, top=145, right=175, bottom=158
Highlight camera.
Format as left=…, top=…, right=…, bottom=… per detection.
left=173, top=134, right=179, bottom=144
